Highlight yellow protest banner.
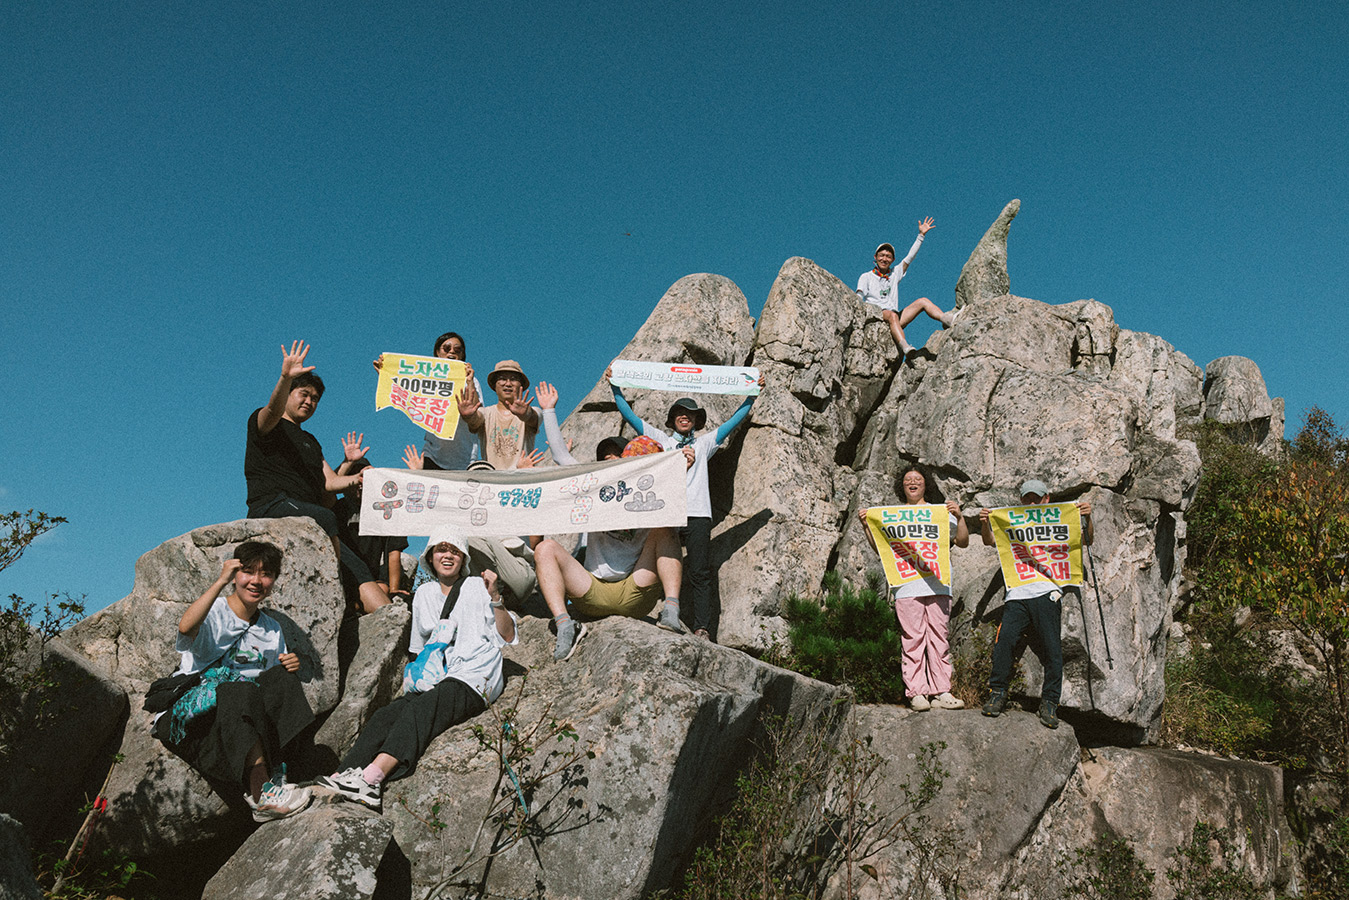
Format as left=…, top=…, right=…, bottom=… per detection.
left=988, top=503, right=1084, bottom=589
left=864, top=505, right=951, bottom=589
left=374, top=354, right=466, bottom=440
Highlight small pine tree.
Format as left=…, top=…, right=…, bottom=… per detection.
left=783, top=571, right=905, bottom=704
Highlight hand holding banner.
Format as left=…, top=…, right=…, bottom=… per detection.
left=358, top=451, right=689, bottom=537
left=609, top=359, right=761, bottom=396
left=375, top=354, right=467, bottom=439
left=864, top=505, right=951, bottom=589
left=987, top=503, right=1084, bottom=589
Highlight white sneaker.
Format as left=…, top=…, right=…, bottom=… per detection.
left=943, top=307, right=964, bottom=329
left=932, top=692, right=965, bottom=710
left=910, top=694, right=932, bottom=712
left=317, top=767, right=382, bottom=810
left=247, top=781, right=313, bottom=822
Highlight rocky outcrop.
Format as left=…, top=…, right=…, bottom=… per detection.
left=955, top=198, right=1019, bottom=308
left=309, top=602, right=410, bottom=768
left=202, top=803, right=393, bottom=900
left=386, top=616, right=843, bottom=899
left=1204, top=355, right=1286, bottom=455
left=0, top=814, right=41, bottom=900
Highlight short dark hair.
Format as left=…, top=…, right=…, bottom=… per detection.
left=234, top=540, right=283, bottom=577
left=292, top=372, right=325, bottom=398
left=431, top=331, right=466, bottom=357
left=596, top=436, right=627, bottom=460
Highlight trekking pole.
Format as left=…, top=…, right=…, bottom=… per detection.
left=1076, top=588, right=1096, bottom=708
left=1085, top=542, right=1113, bottom=669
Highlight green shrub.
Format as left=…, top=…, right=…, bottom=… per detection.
left=1065, top=833, right=1155, bottom=900
left=781, top=571, right=904, bottom=705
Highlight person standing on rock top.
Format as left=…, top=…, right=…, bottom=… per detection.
left=978, top=480, right=1094, bottom=729
left=606, top=365, right=764, bottom=642
left=856, top=218, right=960, bottom=358
left=245, top=340, right=390, bottom=614
left=857, top=465, right=969, bottom=712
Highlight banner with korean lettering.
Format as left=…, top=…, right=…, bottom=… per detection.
left=609, top=359, right=761, bottom=396
left=375, top=353, right=466, bottom=440
left=358, top=451, right=688, bottom=537
left=987, top=503, right=1084, bottom=589
left=863, top=505, right=951, bottom=589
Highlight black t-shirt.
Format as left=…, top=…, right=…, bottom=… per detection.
left=245, top=409, right=328, bottom=510
left=334, top=495, right=410, bottom=576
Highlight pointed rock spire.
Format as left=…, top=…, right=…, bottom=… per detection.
left=955, top=199, right=1019, bottom=308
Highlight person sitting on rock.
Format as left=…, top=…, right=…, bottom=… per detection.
left=246, top=340, right=390, bottom=614
left=371, top=330, right=484, bottom=470
left=606, top=366, right=763, bottom=641
left=856, top=218, right=959, bottom=358
left=460, top=360, right=542, bottom=471
left=151, top=541, right=315, bottom=822
left=333, top=457, right=411, bottom=606
left=532, top=381, right=687, bottom=661
left=857, top=464, right=969, bottom=712
left=978, top=479, right=1094, bottom=729
left=318, top=527, right=517, bottom=810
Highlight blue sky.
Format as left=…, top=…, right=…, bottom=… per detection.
left=3, top=1, right=1346, bottom=615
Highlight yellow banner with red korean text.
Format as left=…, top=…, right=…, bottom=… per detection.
left=863, top=505, right=951, bottom=589
left=375, top=354, right=466, bottom=440
left=987, top=503, right=1084, bottom=589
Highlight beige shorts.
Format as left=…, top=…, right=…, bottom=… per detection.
left=571, top=573, right=662, bottom=618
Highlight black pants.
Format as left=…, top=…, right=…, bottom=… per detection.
left=155, top=666, right=315, bottom=789
left=340, top=678, right=486, bottom=783
left=989, top=591, right=1064, bottom=704
left=680, top=516, right=715, bottom=634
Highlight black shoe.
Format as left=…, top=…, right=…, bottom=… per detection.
left=981, top=691, right=1007, bottom=717
left=1039, top=700, right=1059, bottom=729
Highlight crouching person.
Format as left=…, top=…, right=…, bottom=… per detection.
left=151, top=541, right=315, bottom=822
left=318, top=527, right=517, bottom=809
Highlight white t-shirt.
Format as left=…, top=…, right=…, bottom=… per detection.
left=1006, top=579, right=1063, bottom=602
left=641, top=425, right=721, bottom=519
left=422, top=376, right=485, bottom=470
left=174, top=596, right=286, bottom=679
left=584, top=529, right=649, bottom=582
left=856, top=269, right=908, bottom=314
left=890, top=512, right=960, bottom=601
left=408, top=577, right=517, bottom=703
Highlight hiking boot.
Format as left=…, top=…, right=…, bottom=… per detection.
left=931, top=692, right=965, bottom=710
left=909, top=694, right=931, bottom=712
left=554, top=621, right=587, bottom=662
left=247, top=781, right=312, bottom=822
left=657, top=604, right=685, bottom=634
left=317, top=768, right=382, bottom=810
left=943, top=307, right=964, bottom=329
left=981, top=691, right=1007, bottom=718
left=1039, top=700, right=1059, bottom=729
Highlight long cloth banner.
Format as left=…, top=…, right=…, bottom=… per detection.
left=609, top=359, right=761, bottom=396
left=358, top=452, right=689, bottom=537
left=864, top=505, right=952, bottom=589
left=374, top=353, right=468, bottom=440
left=987, top=503, right=1084, bottom=589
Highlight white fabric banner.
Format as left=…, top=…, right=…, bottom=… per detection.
left=358, top=452, right=689, bottom=537
left=609, top=359, right=761, bottom=396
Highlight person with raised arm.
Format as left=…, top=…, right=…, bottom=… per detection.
left=532, top=380, right=686, bottom=661
left=606, top=366, right=763, bottom=640
left=372, top=330, right=484, bottom=470
left=246, top=340, right=389, bottom=613
left=461, top=360, right=541, bottom=471
left=856, top=218, right=960, bottom=358
left=151, top=541, right=315, bottom=822
left=317, top=528, right=516, bottom=810
left=978, top=480, right=1094, bottom=729
left=857, top=464, right=969, bottom=712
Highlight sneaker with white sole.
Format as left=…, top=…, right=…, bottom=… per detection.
left=317, top=767, right=382, bottom=810
left=909, top=694, right=932, bottom=711
left=554, top=621, right=587, bottom=662
left=247, top=781, right=312, bottom=822
left=932, top=692, right=965, bottom=710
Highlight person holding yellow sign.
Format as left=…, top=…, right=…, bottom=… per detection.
left=978, top=479, right=1093, bottom=729
left=858, top=465, right=969, bottom=712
